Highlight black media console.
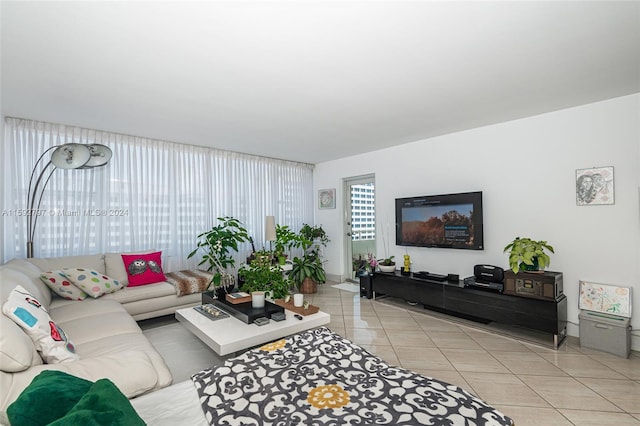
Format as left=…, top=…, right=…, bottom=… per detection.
left=360, top=271, right=567, bottom=348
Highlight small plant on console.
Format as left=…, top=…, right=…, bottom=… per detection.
left=503, top=237, right=554, bottom=274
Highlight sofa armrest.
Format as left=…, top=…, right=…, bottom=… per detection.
left=1, top=350, right=159, bottom=415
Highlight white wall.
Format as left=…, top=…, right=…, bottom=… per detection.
left=314, top=94, right=640, bottom=349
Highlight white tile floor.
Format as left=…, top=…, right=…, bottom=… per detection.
left=306, top=283, right=640, bottom=426
left=143, top=283, right=640, bottom=425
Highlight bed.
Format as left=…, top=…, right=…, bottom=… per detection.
left=132, top=327, right=514, bottom=425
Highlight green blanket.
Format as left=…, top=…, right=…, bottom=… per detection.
left=7, top=371, right=145, bottom=426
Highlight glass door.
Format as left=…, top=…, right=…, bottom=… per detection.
left=344, top=175, right=375, bottom=282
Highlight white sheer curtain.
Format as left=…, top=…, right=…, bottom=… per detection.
left=2, top=117, right=314, bottom=269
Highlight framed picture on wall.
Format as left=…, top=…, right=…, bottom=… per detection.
left=318, top=188, right=336, bottom=209
left=576, top=166, right=614, bottom=206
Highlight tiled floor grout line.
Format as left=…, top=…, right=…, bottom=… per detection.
left=319, top=282, right=640, bottom=424
left=573, top=376, right=633, bottom=415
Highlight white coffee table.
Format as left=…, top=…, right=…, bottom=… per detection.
left=175, top=305, right=330, bottom=356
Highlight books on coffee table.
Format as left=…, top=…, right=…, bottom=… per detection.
left=226, top=292, right=251, bottom=304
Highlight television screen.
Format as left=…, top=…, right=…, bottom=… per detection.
left=395, top=191, right=483, bottom=250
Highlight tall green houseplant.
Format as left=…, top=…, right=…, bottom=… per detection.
left=274, top=224, right=301, bottom=264
left=188, top=216, right=250, bottom=288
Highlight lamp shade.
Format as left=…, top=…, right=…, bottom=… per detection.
left=50, top=144, right=91, bottom=169
left=265, top=216, right=276, bottom=241
left=83, top=144, right=113, bottom=168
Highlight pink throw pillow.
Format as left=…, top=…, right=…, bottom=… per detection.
left=121, top=252, right=166, bottom=286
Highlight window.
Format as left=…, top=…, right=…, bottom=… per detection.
left=2, top=118, right=314, bottom=267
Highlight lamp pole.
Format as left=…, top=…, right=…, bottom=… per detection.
left=24, top=143, right=112, bottom=258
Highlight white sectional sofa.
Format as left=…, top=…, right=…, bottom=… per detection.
left=0, top=253, right=204, bottom=422
left=24, top=253, right=203, bottom=320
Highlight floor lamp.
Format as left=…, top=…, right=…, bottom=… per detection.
left=26, top=143, right=113, bottom=258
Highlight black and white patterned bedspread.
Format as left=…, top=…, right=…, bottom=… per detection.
left=191, top=327, right=514, bottom=426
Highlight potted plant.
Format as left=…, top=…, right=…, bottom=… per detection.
left=238, top=260, right=292, bottom=299
left=253, top=249, right=273, bottom=265
left=377, top=255, right=396, bottom=273
left=365, top=252, right=377, bottom=275
left=274, top=224, right=300, bottom=265
left=377, top=221, right=395, bottom=272
left=299, top=223, right=329, bottom=256
left=503, top=237, right=555, bottom=274
left=188, top=216, right=250, bottom=293
left=352, top=256, right=367, bottom=278
left=289, top=254, right=326, bottom=294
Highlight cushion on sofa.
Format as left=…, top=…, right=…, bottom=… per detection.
left=56, top=311, right=143, bottom=346
left=121, top=251, right=166, bottom=286
left=48, top=378, right=146, bottom=426
left=0, top=314, right=42, bottom=372
left=101, top=281, right=176, bottom=305
left=61, top=268, right=124, bottom=298
left=7, top=370, right=93, bottom=426
left=0, top=349, right=163, bottom=420
left=105, top=250, right=154, bottom=286
left=2, top=285, right=79, bottom=364
left=40, top=271, right=88, bottom=301
left=65, top=333, right=172, bottom=393
left=0, top=265, right=52, bottom=307
left=27, top=254, right=107, bottom=276
left=49, top=298, right=127, bottom=323
left=7, top=370, right=145, bottom=426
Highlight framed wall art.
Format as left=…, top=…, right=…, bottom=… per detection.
left=579, top=280, right=632, bottom=318
left=318, top=188, right=336, bottom=209
left=576, top=166, right=614, bottom=206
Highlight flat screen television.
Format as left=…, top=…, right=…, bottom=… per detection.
left=395, top=191, right=483, bottom=250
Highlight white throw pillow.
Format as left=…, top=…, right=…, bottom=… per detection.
left=0, top=314, right=42, bottom=372
left=2, top=285, right=79, bottom=364
left=40, top=271, right=88, bottom=301
left=61, top=268, right=124, bottom=298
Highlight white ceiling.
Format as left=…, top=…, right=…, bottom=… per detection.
left=2, top=1, right=639, bottom=164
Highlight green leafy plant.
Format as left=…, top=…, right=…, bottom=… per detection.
left=503, top=237, right=554, bottom=274
left=239, top=261, right=292, bottom=299
left=378, top=255, right=395, bottom=266
left=289, top=254, right=326, bottom=288
left=352, top=256, right=367, bottom=275
left=299, top=224, right=329, bottom=248
left=274, top=224, right=301, bottom=261
left=253, top=249, right=273, bottom=265
left=188, top=216, right=249, bottom=288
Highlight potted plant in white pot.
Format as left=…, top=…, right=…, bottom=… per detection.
left=503, top=237, right=554, bottom=274
left=377, top=255, right=396, bottom=273
left=377, top=221, right=396, bottom=272
left=238, top=260, right=292, bottom=300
